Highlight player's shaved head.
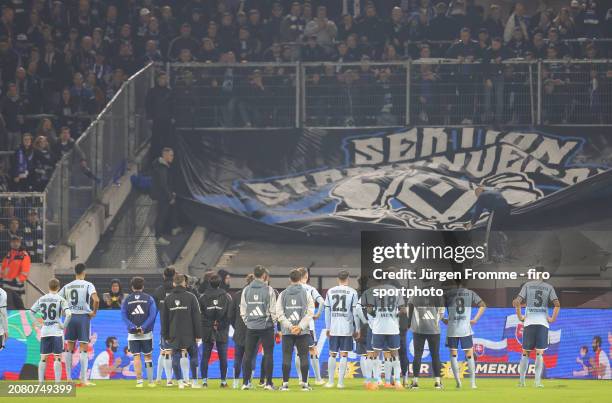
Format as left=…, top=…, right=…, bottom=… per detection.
left=49, top=278, right=60, bottom=291
left=337, top=270, right=350, bottom=281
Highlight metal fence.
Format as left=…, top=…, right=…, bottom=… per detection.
left=44, top=63, right=155, bottom=253
left=168, top=62, right=298, bottom=128
left=0, top=193, right=45, bottom=262
left=167, top=59, right=612, bottom=129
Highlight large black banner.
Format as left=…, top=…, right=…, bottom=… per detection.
left=175, top=127, right=612, bottom=240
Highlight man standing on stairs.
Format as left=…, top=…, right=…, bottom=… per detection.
left=151, top=147, right=181, bottom=246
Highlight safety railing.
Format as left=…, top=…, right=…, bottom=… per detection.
left=44, top=63, right=155, bottom=254
left=0, top=193, right=45, bottom=262
left=166, top=59, right=612, bottom=129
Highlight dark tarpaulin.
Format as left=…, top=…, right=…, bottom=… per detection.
left=174, top=126, right=612, bottom=240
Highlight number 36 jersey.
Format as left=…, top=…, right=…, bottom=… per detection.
left=518, top=280, right=558, bottom=328
left=444, top=288, right=482, bottom=337
left=31, top=293, right=71, bottom=337
left=324, top=285, right=358, bottom=336
left=60, top=279, right=97, bottom=315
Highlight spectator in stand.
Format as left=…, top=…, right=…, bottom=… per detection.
left=553, top=7, right=576, bottom=39
left=243, top=69, right=270, bottom=127
left=55, top=87, right=78, bottom=135
left=304, top=5, right=337, bottom=51
left=32, top=135, right=55, bottom=191
left=35, top=117, right=57, bottom=144
left=145, top=72, right=175, bottom=158
left=51, top=126, right=87, bottom=170
left=280, top=2, right=305, bottom=45
left=507, top=26, right=530, bottom=58
left=168, top=23, right=199, bottom=61
left=1, top=82, right=26, bottom=149
left=10, top=132, right=34, bottom=192
left=337, top=14, right=357, bottom=42
left=429, top=2, right=456, bottom=42
left=576, top=0, right=602, bottom=38
left=388, top=7, right=408, bottom=57
left=199, top=37, right=219, bottom=62
left=504, top=1, right=530, bottom=43
left=0, top=235, right=30, bottom=309
left=22, top=209, right=43, bottom=263
left=531, top=32, right=547, bottom=59
left=357, top=2, right=386, bottom=58
left=151, top=147, right=180, bottom=246
left=445, top=27, right=480, bottom=124
left=102, top=279, right=125, bottom=309
left=483, top=37, right=510, bottom=124
left=301, top=34, right=326, bottom=62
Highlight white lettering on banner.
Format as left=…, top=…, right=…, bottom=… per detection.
left=235, top=128, right=602, bottom=229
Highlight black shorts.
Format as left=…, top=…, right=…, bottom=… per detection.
left=41, top=336, right=64, bottom=355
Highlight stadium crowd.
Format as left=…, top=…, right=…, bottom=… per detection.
left=0, top=0, right=610, bottom=190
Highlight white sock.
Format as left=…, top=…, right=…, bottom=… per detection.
left=450, top=355, right=460, bottom=383
left=467, top=356, right=476, bottom=386
left=327, top=356, right=336, bottom=384
left=156, top=355, right=163, bottom=381
left=519, top=354, right=529, bottom=383
left=163, top=355, right=173, bottom=381
left=338, top=356, right=348, bottom=386
left=295, top=353, right=302, bottom=382
left=413, top=376, right=418, bottom=384
left=374, top=358, right=382, bottom=382
left=38, top=359, right=47, bottom=383
left=535, top=354, right=544, bottom=385
left=64, top=352, right=72, bottom=381
left=435, top=376, right=441, bottom=384
left=79, top=352, right=88, bottom=383
left=384, top=358, right=392, bottom=383
left=360, top=356, right=370, bottom=382
left=180, top=356, right=190, bottom=382
left=54, top=358, right=62, bottom=383
left=392, top=357, right=401, bottom=383
left=145, top=360, right=154, bottom=383
left=311, top=355, right=321, bottom=382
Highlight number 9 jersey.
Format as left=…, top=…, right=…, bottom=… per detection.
left=60, top=279, right=97, bottom=314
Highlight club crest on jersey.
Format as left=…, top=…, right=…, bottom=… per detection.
left=291, top=299, right=297, bottom=305
left=254, top=294, right=259, bottom=301
left=213, top=300, right=218, bottom=305
left=175, top=300, right=180, bottom=306
left=135, top=295, right=140, bottom=300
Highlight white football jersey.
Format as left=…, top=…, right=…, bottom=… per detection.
left=302, top=283, right=324, bottom=332
left=324, top=285, right=358, bottom=336
left=31, top=293, right=71, bottom=337
left=518, top=281, right=558, bottom=328
left=60, top=279, right=97, bottom=314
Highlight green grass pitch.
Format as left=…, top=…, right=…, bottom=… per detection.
left=2, top=379, right=610, bottom=403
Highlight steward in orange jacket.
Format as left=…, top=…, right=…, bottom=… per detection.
left=1, top=236, right=31, bottom=295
